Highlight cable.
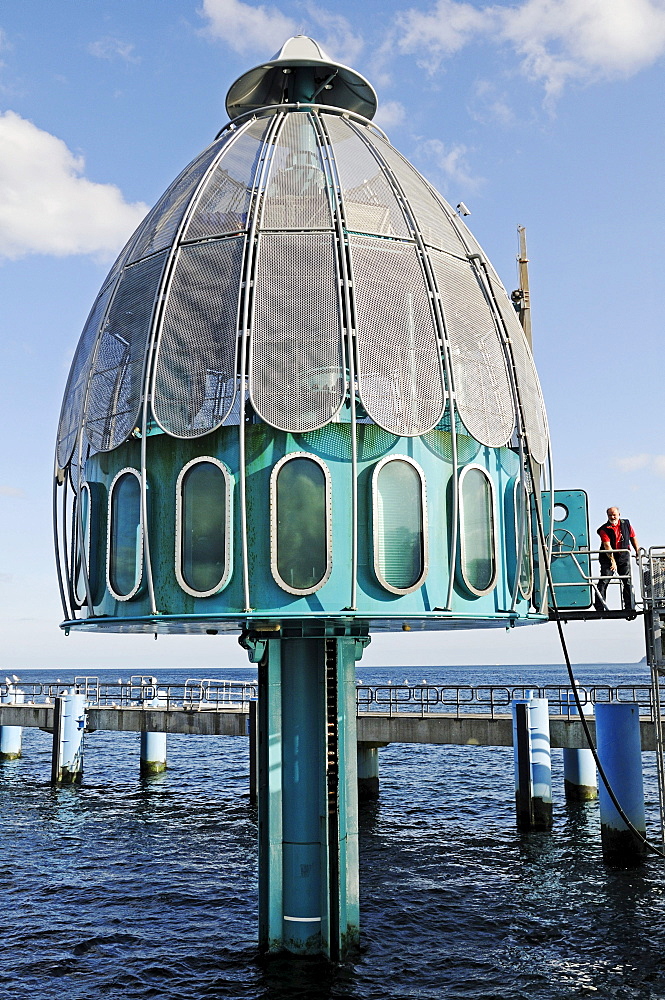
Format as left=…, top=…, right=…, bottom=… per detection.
left=532, top=492, right=665, bottom=859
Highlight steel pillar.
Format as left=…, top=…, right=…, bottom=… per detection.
left=0, top=685, right=24, bottom=760
left=595, top=702, right=646, bottom=863
left=243, top=628, right=368, bottom=958
left=51, top=692, right=86, bottom=784
left=512, top=693, right=552, bottom=830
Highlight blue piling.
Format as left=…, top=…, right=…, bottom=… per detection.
left=51, top=691, right=86, bottom=784
left=0, top=684, right=24, bottom=761
left=357, top=744, right=380, bottom=799
left=563, top=687, right=597, bottom=801
left=140, top=692, right=167, bottom=776
left=512, top=692, right=552, bottom=830
left=594, top=702, right=646, bottom=863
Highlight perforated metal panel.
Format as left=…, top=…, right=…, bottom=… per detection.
left=85, top=253, right=168, bottom=452
left=429, top=250, right=515, bottom=448
left=153, top=238, right=244, bottom=436
left=128, top=137, right=230, bottom=264
left=183, top=119, right=271, bottom=240
left=56, top=278, right=117, bottom=469
left=448, top=216, right=502, bottom=285
left=350, top=236, right=445, bottom=436
left=260, top=114, right=333, bottom=231
left=363, top=131, right=467, bottom=256
left=250, top=232, right=345, bottom=432
left=322, top=115, right=410, bottom=239
left=490, top=278, right=549, bottom=464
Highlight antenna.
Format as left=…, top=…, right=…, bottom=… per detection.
left=511, top=224, right=532, bottom=350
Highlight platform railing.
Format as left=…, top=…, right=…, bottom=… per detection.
left=551, top=545, right=639, bottom=613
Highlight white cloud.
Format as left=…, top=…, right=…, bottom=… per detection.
left=303, top=4, right=364, bottom=65
left=499, top=0, right=665, bottom=99
left=614, top=454, right=665, bottom=476
left=0, top=111, right=148, bottom=260
left=416, top=137, right=481, bottom=189
left=374, top=99, right=407, bottom=130
left=393, top=0, right=665, bottom=99
left=199, top=0, right=297, bottom=54
left=396, top=0, right=487, bottom=62
left=0, top=485, right=24, bottom=498
left=88, top=37, right=140, bottom=64
left=468, top=80, right=516, bottom=126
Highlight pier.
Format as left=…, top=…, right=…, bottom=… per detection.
left=0, top=677, right=660, bottom=749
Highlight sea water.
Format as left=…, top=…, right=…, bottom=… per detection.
left=0, top=662, right=663, bottom=1000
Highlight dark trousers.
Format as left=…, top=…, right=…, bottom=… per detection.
left=595, top=550, right=634, bottom=611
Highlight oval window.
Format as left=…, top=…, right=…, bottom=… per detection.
left=272, top=455, right=331, bottom=594
left=516, top=481, right=533, bottom=599
left=177, top=459, right=231, bottom=596
left=373, top=458, right=427, bottom=594
left=73, top=483, right=91, bottom=606
left=108, top=470, right=142, bottom=599
left=459, top=466, right=497, bottom=595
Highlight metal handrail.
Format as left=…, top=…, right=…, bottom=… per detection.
left=354, top=682, right=662, bottom=719
left=0, top=678, right=258, bottom=711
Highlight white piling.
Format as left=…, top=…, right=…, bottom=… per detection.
left=0, top=684, right=24, bottom=760
left=140, top=691, right=167, bottom=776
left=51, top=691, right=86, bottom=784
left=563, top=686, right=597, bottom=801
left=512, top=692, right=553, bottom=830
left=357, top=744, right=380, bottom=798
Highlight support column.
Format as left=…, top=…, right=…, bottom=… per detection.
left=243, top=628, right=368, bottom=959
left=51, top=691, right=86, bottom=784
left=563, top=688, right=597, bottom=801
left=0, top=684, right=24, bottom=761
left=357, top=744, right=380, bottom=799
left=595, top=702, right=646, bottom=863
left=512, top=692, right=552, bottom=830
left=140, top=693, right=167, bottom=776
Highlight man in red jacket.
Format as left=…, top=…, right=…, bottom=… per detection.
left=594, top=506, right=640, bottom=612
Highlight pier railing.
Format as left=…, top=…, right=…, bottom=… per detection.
left=2, top=678, right=662, bottom=722
left=2, top=676, right=258, bottom=711
left=354, top=683, right=661, bottom=720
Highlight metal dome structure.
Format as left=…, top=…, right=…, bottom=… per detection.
left=54, top=35, right=550, bottom=637
left=53, top=37, right=553, bottom=959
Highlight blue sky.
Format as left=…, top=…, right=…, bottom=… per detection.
left=1, top=0, right=663, bottom=672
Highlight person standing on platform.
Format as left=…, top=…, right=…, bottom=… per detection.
left=594, top=506, right=640, bottom=612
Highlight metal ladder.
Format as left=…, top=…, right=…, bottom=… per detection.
left=642, top=548, right=665, bottom=842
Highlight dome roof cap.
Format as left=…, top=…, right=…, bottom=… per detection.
left=225, top=35, right=377, bottom=121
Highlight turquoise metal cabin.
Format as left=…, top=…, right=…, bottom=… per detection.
left=53, top=36, right=553, bottom=958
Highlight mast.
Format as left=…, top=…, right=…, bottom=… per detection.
left=512, top=224, right=532, bottom=350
